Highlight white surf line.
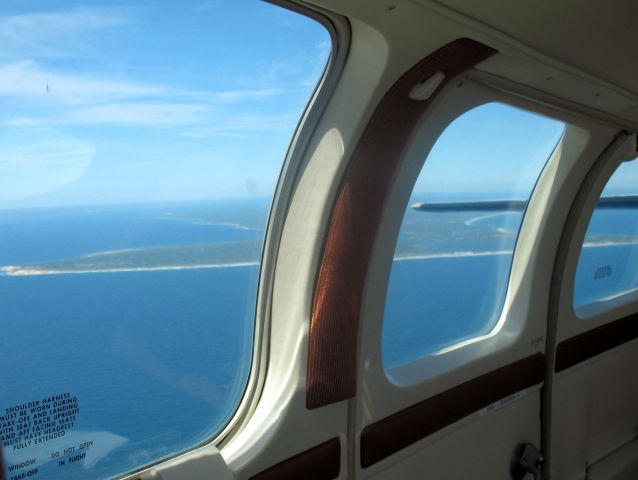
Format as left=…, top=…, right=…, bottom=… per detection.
left=164, top=215, right=260, bottom=231
left=83, top=248, right=140, bottom=257
left=582, top=240, right=638, bottom=248
left=6, top=240, right=638, bottom=276
left=464, top=211, right=520, bottom=226
left=391, top=239, right=638, bottom=262
left=393, top=250, right=512, bottom=261
left=1, top=261, right=260, bottom=276
left=206, top=221, right=261, bottom=231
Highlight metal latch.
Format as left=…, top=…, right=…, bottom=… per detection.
left=510, top=442, right=545, bottom=480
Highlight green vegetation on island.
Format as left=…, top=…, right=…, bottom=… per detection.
left=3, top=206, right=637, bottom=276
left=2, top=240, right=262, bottom=275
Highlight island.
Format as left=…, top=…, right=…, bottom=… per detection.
left=1, top=240, right=261, bottom=276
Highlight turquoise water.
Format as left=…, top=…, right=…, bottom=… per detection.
left=574, top=208, right=638, bottom=309
left=383, top=208, right=638, bottom=369
left=0, top=204, right=261, bottom=480
left=1, top=268, right=257, bottom=480
left=383, top=253, right=511, bottom=368
left=0, top=203, right=635, bottom=480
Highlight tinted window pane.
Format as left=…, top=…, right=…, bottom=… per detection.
left=574, top=158, right=638, bottom=312
left=383, top=103, right=564, bottom=370
left=0, top=2, right=329, bottom=479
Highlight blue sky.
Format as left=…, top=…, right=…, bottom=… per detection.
left=413, top=103, right=638, bottom=200
left=0, top=0, right=330, bottom=208
left=2, top=2, right=634, bottom=210
left=605, top=156, right=638, bottom=195
left=412, top=103, right=566, bottom=201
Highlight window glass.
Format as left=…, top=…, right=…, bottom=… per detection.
left=382, top=103, right=564, bottom=371
left=574, top=158, right=638, bottom=313
left=0, top=2, right=329, bottom=480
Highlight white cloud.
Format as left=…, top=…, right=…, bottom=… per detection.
left=180, top=112, right=298, bottom=138
left=207, top=88, right=284, bottom=102
left=2, top=118, right=41, bottom=127
left=1, top=8, right=126, bottom=36
left=0, top=61, right=286, bottom=106
left=4, top=102, right=209, bottom=127
left=0, top=8, right=128, bottom=59
left=64, top=103, right=209, bottom=126
left=0, top=61, right=293, bottom=129
left=191, top=0, right=233, bottom=12
left=0, top=61, right=164, bottom=103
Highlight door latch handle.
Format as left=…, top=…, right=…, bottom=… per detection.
left=510, top=442, right=545, bottom=480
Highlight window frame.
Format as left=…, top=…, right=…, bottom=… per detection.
left=352, top=73, right=611, bottom=402
left=572, top=156, right=638, bottom=318
left=210, top=0, right=344, bottom=449
left=380, top=101, right=566, bottom=371
left=372, top=83, right=565, bottom=387
left=547, top=131, right=638, bottom=344
left=344, top=66, right=624, bottom=477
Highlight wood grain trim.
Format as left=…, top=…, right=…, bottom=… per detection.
left=360, top=354, right=545, bottom=468
left=249, top=438, right=340, bottom=480
left=555, top=313, right=638, bottom=372
left=0, top=440, right=7, bottom=480
left=306, top=38, right=498, bottom=409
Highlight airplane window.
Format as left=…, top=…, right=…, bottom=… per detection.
left=0, top=2, right=329, bottom=480
left=382, top=103, right=564, bottom=371
left=574, top=157, right=638, bottom=315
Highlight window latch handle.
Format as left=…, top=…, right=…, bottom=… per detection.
left=510, top=442, right=545, bottom=480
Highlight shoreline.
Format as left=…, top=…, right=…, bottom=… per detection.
left=582, top=239, right=638, bottom=248
left=2, top=239, right=636, bottom=277
left=394, top=250, right=512, bottom=261
left=0, top=261, right=260, bottom=276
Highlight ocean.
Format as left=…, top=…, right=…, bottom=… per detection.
left=0, top=203, right=261, bottom=480
left=0, top=201, right=635, bottom=480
